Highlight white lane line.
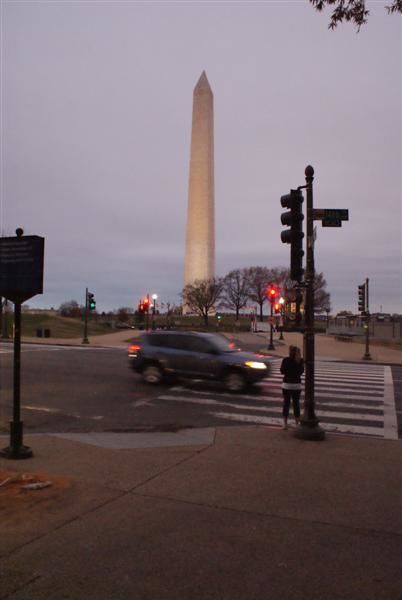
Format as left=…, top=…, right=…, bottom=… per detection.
left=268, top=374, right=384, bottom=388
left=211, top=412, right=384, bottom=437
left=158, top=395, right=383, bottom=423
left=270, top=369, right=385, bottom=379
left=169, top=386, right=384, bottom=404
left=264, top=388, right=384, bottom=402
left=168, top=388, right=382, bottom=411
left=383, top=366, right=398, bottom=440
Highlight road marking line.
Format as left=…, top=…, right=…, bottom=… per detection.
left=158, top=395, right=383, bottom=423
left=211, top=412, right=384, bottom=437
left=168, top=388, right=382, bottom=411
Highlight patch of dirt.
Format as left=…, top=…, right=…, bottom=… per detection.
left=0, top=468, right=71, bottom=506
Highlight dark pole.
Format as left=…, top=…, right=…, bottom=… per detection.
left=363, top=278, right=372, bottom=360
left=82, top=287, right=89, bottom=344
left=294, top=166, right=325, bottom=441
left=268, top=300, right=275, bottom=350
left=279, top=300, right=284, bottom=340
left=1, top=297, right=10, bottom=338
left=0, top=302, right=33, bottom=459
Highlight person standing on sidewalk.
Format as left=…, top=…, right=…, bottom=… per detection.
left=280, top=345, right=304, bottom=429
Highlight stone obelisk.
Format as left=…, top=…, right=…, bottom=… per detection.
left=184, top=71, right=215, bottom=299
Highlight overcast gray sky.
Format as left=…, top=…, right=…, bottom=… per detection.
left=1, top=1, right=401, bottom=314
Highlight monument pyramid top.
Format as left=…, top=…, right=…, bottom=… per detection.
left=194, top=71, right=213, bottom=95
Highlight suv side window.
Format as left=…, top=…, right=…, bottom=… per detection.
left=147, top=334, right=175, bottom=348
left=186, top=336, right=216, bottom=354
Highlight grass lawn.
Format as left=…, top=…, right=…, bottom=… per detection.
left=7, top=314, right=113, bottom=338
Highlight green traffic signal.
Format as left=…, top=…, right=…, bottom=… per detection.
left=87, top=292, right=96, bottom=311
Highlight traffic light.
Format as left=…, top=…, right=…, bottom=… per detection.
left=138, top=300, right=144, bottom=313
left=143, top=297, right=150, bottom=312
left=274, top=303, right=280, bottom=314
left=267, top=287, right=277, bottom=304
left=87, top=291, right=96, bottom=311
left=358, top=283, right=367, bottom=313
left=280, top=189, right=304, bottom=282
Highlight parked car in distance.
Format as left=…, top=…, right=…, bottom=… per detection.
left=128, top=331, right=272, bottom=392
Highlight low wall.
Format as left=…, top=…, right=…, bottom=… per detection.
left=328, top=321, right=402, bottom=340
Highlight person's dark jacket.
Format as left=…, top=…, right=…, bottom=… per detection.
left=280, top=357, right=304, bottom=384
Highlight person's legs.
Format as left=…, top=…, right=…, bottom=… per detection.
left=282, top=389, right=291, bottom=429
left=292, top=390, right=301, bottom=424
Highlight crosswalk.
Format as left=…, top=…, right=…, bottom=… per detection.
left=155, top=359, right=398, bottom=440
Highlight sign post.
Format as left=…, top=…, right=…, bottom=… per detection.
left=0, top=228, right=44, bottom=459
left=294, top=167, right=326, bottom=441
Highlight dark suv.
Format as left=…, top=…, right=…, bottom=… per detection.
left=128, top=331, right=272, bottom=392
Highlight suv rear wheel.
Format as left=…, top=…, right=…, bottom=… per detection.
left=224, top=371, right=246, bottom=393
left=142, top=363, right=163, bottom=384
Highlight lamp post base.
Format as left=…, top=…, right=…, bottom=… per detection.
left=0, top=444, right=33, bottom=459
left=293, top=418, right=326, bottom=441
left=0, top=421, right=33, bottom=459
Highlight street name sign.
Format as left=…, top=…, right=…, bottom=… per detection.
left=0, top=234, right=45, bottom=303
left=313, top=208, right=349, bottom=227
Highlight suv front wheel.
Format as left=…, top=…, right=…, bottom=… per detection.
left=142, top=363, right=164, bottom=385
left=224, top=371, right=246, bottom=393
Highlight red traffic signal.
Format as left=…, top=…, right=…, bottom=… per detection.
left=267, top=286, right=277, bottom=303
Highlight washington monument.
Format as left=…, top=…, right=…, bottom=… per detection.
left=184, top=71, right=215, bottom=294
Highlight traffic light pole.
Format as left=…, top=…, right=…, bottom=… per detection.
left=294, top=166, right=325, bottom=441
left=363, top=278, right=372, bottom=360
left=82, top=287, right=89, bottom=344
left=268, top=301, right=275, bottom=350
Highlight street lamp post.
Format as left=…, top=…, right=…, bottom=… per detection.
left=294, top=165, right=325, bottom=441
left=279, top=297, right=285, bottom=340
left=268, top=301, right=274, bottom=350
left=152, top=294, right=158, bottom=330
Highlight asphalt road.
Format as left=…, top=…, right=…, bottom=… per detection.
left=0, top=343, right=401, bottom=438
left=0, top=344, right=240, bottom=434
left=0, top=345, right=153, bottom=433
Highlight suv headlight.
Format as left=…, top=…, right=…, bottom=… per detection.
left=244, top=361, right=267, bottom=370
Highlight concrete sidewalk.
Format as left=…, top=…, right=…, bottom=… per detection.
left=0, top=427, right=401, bottom=599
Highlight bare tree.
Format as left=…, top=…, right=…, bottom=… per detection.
left=58, top=300, right=82, bottom=318
left=220, top=269, right=250, bottom=320
left=310, top=0, right=401, bottom=30
left=314, top=272, right=331, bottom=313
left=182, top=278, right=224, bottom=327
left=245, top=266, right=272, bottom=322
left=116, top=307, right=133, bottom=323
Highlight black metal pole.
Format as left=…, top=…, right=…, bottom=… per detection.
left=0, top=300, right=33, bottom=459
left=295, top=166, right=325, bottom=441
left=268, top=301, right=275, bottom=350
left=363, top=278, right=372, bottom=360
left=82, top=287, right=89, bottom=344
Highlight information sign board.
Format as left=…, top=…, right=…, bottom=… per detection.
left=313, top=208, right=349, bottom=222
left=0, top=235, right=45, bottom=302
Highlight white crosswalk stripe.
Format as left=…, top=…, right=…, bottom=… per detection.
left=155, top=360, right=398, bottom=440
